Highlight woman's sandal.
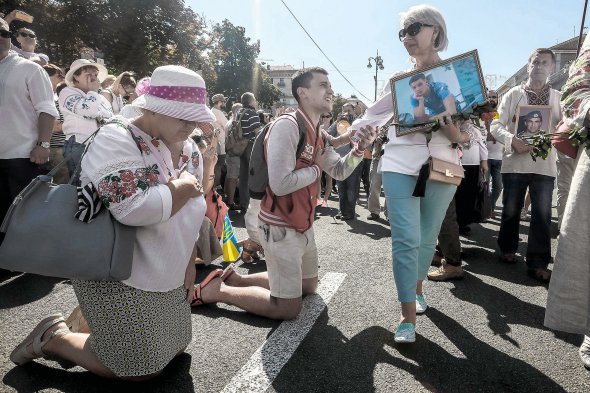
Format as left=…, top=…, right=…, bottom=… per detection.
left=221, top=263, right=236, bottom=283
left=527, top=268, right=552, bottom=283
left=10, top=313, right=69, bottom=366
left=240, top=239, right=264, bottom=264
left=191, top=269, right=222, bottom=307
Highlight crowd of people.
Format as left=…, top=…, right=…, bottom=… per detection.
left=1, top=3, right=590, bottom=382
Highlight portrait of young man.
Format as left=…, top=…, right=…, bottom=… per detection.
left=408, top=73, right=457, bottom=121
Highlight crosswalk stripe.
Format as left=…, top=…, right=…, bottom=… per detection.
left=220, top=272, right=347, bottom=393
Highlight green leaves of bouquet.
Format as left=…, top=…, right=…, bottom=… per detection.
left=526, top=133, right=553, bottom=161
left=570, top=126, right=589, bottom=149
left=526, top=127, right=589, bottom=161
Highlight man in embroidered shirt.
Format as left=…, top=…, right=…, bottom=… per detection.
left=0, top=17, right=58, bottom=244
left=193, top=67, right=377, bottom=320
left=409, top=73, right=457, bottom=121
left=490, top=48, right=560, bottom=283
left=236, top=92, right=262, bottom=211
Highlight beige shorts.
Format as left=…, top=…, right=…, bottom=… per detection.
left=259, top=223, right=318, bottom=299
left=225, top=155, right=240, bottom=179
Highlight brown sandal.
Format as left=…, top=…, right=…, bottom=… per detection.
left=239, top=239, right=264, bottom=263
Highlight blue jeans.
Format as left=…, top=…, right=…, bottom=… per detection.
left=498, top=173, right=554, bottom=269
left=383, top=172, right=456, bottom=302
left=488, top=159, right=503, bottom=208
left=337, top=161, right=364, bottom=217
left=63, top=136, right=86, bottom=185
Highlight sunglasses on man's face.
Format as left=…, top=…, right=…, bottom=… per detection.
left=322, top=114, right=332, bottom=119
left=0, top=30, right=13, bottom=39
left=18, top=31, right=36, bottom=39
left=398, top=22, right=433, bottom=41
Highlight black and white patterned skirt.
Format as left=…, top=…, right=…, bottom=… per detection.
left=72, top=280, right=192, bottom=377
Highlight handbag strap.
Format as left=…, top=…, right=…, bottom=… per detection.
left=65, top=119, right=146, bottom=185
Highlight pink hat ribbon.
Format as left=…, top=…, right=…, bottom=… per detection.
left=146, top=85, right=207, bottom=104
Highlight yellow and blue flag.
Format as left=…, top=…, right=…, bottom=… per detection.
left=222, top=213, right=241, bottom=262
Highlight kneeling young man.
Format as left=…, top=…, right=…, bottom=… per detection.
left=193, top=67, right=376, bottom=319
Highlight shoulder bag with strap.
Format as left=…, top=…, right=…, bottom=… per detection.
left=0, top=120, right=142, bottom=281
left=412, top=138, right=465, bottom=197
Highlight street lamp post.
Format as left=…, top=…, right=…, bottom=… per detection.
left=367, top=50, right=384, bottom=101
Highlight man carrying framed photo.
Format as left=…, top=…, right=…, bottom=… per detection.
left=490, top=48, right=561, bottom=283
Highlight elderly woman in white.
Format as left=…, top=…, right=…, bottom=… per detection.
left=10, top=65, right=216, bottom=380
left=59, top=59, right=113, bottom=181
left=350, top=4, right=480, bottom=343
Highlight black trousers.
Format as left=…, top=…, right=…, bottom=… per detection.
left=0, top=158, right=45, bottom=243
left=455, top=165, right=481, bottom=228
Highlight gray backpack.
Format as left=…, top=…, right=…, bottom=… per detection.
left=248, top=114, right=307, bottom=200
left=225, top=111, right=249, bottom=156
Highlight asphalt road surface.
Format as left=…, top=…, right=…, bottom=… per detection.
left=1, top=193, right=588, bottom=393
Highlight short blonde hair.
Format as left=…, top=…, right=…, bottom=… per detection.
left=400, top=4, right=448, bottom=52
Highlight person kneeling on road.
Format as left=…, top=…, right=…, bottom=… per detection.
left=191, top=67, right=377, bottom=320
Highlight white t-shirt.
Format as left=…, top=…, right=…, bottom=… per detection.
left=486, top=140, right=504, bottom=161
left=0, top=53, right=58, bottom=159
left=59, top=86, right=114, bottom=143
left=212, top=107, right=228, bottom=155
left=80, top=119, right=205, bottom=291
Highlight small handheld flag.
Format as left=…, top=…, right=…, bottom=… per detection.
left=221, top=213, right=241, bottom=262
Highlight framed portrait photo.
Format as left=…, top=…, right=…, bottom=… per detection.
left=390, top=50, right=487, bottom=137
left=515, top=105, right=552, bottom=139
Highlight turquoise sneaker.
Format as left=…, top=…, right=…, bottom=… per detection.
left=416, top=294, right=428, bottom=314
left=394, top=322, right=416, bottom=343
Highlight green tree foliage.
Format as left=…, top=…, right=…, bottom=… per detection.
left=209, top=19, right=280, bottom=110
left=2, top=3, right=280, bottom=108
left=2, top=0, right=212, bottom=77
left=331, top=93, right=349, bottom=117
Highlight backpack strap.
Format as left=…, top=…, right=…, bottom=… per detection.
left=276, top=112, right=307, bottom=158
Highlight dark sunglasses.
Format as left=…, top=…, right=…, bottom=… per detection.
left=0, top=30, right=13, bottom=39
left=18, top=31, right=36, bottom=39
left=322, top=114, right=332, bottom=119
left=398, top=22, right=433, bottom=41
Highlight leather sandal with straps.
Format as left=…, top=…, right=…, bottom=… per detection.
left=191, top=269, right=222, bottom=307
left=239, top=239, right=264, bottom=264
left=10, top=313, right=69, bottom=366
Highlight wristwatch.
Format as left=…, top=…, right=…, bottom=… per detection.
left=36, top=141, right=50, bottom=149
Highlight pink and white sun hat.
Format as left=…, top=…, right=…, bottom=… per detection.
left=135, top=65, right=215, bottom=123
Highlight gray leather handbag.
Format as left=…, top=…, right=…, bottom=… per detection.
left=0, top=128, right=135, bottom=281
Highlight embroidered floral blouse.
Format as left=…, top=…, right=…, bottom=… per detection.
left=561, top=34, right=590, bottom=131
left=80, top=117, right=206, bottom=292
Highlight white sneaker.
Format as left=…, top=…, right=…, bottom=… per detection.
left=416, top=294, right=428, bottom=314
left=580, top=336, right=590, bottom=369
left=394, top=322, right=416, bottom=343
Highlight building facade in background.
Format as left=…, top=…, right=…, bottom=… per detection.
left=268, top=65, right=297, bottom=111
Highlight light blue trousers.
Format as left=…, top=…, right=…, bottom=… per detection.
left=383, top=172, right=456, bottom=302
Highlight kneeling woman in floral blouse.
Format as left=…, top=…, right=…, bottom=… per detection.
left=10, top=65, right=217, bottom=380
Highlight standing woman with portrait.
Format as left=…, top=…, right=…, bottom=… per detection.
left=350, top=4, right=479, bottom=343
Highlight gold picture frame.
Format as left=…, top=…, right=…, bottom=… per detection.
left=390, top=50, right=487, bottom=137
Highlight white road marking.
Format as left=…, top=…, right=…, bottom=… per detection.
left=220, top=272, right=347, bottom=393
